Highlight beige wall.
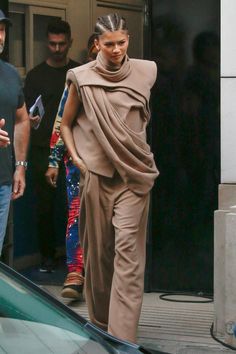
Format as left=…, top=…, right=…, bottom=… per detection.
left=67, top=0, right=92, bottom=63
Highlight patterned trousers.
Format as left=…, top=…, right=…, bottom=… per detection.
left=65, top=156, right=83, bottom=273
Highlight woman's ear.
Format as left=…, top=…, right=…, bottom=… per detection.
left=94, top=39, right=100, bottom=51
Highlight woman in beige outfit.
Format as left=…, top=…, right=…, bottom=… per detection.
left=61, top=13, right=158, bottom=343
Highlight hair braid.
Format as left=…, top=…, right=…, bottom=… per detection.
left=94, top=13, right=128, bottom=36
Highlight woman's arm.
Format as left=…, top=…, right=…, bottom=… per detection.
left=61, top=83, right=87, bottom=175
left=48, top=85, right=69, bottom=168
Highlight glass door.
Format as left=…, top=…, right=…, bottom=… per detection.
left=9, top=3, right=66, bottom=76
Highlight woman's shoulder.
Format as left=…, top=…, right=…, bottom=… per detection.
left=130, top=58, right=157, bottom=71
left=66, top=61, right=94, bottom=87
left=130, top=58, right=157, bottom=85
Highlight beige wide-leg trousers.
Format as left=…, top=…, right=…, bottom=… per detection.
left=80, top=171, right=150, bottom=343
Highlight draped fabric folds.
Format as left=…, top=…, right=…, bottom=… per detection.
left=67, top=52, right=159, bottom=195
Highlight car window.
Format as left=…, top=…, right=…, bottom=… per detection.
left=0, top=267, right=115, bottom=354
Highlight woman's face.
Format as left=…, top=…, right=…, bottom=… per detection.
left=95, top=30, right=129, bottom=67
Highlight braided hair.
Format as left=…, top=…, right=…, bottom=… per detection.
left=94, top=13, right=128, bottom=36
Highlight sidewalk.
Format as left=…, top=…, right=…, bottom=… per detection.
left=43, top=286, right=235, bottom=354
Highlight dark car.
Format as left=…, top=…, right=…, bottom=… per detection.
left=0, top=261, right=167, bottom=354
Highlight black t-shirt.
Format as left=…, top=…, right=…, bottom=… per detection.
left=0, top=60, right=24, bottom=185
left=24, top=59, right=79, bottom=148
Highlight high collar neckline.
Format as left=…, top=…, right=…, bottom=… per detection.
left=94, top=51, right=131, bottom=82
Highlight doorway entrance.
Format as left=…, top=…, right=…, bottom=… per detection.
left=147, top=0, right=220, bottom=293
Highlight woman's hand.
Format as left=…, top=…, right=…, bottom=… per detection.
left=72, top=156, right=87, bottom=175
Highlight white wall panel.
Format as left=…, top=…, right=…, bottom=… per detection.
left=221, top=0, right=236, bottom=76
left=221, top=78, right=236, bottom=182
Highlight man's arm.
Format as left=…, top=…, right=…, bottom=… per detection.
left=45, top=85, right=68, bottom=188
left=49, top=85, right=69, bottom=166
left=12, top=103, right=30, bottom=200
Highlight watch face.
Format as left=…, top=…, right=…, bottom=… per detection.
left=16, top=161, right=28, bottom=168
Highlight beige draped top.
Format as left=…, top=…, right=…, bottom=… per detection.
left=67, top=52, right=159, bottom=195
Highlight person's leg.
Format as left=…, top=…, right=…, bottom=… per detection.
left=79, top=172, right=115, bottom=331
left=65, top=159, right=83, bottom=273
left=0, top=184, right=12, bottom=256
left=29, top=147, right=56, bottom=269
left=108, top=187, right=150, bottom=343
left=80, top=171, right=150, bottom=341
left=37, top=179, right=56, bottom=261
left=61, top=158, right=84, bottom=299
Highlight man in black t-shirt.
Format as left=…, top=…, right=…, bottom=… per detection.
left=0, top=10, right=30, bottom=257
left=24, top=19, right=78, bottom=272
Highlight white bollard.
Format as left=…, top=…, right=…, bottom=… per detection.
left=214, top=210, right=228, bottom=335
left=214, top=206, right=236, bottom=347
left=224, top=209, right=236, bottom=346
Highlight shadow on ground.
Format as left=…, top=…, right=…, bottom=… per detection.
left=20, top=256, right=67, bottom=286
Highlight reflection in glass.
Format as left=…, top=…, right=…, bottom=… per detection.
left=149, top=0, right=220, bottom=293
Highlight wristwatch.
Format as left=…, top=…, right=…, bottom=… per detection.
left=15, top=161, right=28, bottom=169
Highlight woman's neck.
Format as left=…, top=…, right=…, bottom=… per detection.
left=99, top=51, right=121, bottom=71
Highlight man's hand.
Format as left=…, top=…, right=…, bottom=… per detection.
left=12, top=166, right=26, bottom=200
left=45, top=167, right=59, bottom=188
left=0, top=119, right=10, bottom=147
left=29, top=114, right=41, bottom=129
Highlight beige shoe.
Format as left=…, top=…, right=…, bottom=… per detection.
left=61, top=272, right=84, bottom=300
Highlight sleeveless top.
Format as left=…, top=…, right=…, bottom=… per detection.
left=67, top=52, right=159, bottom=195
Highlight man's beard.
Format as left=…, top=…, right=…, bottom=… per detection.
left=0, top=43, right=4, bottom=54
left=52, top=52, right=65, bottom=62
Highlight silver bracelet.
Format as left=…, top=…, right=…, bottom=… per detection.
left=15, top=161, right=28, bottom=169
